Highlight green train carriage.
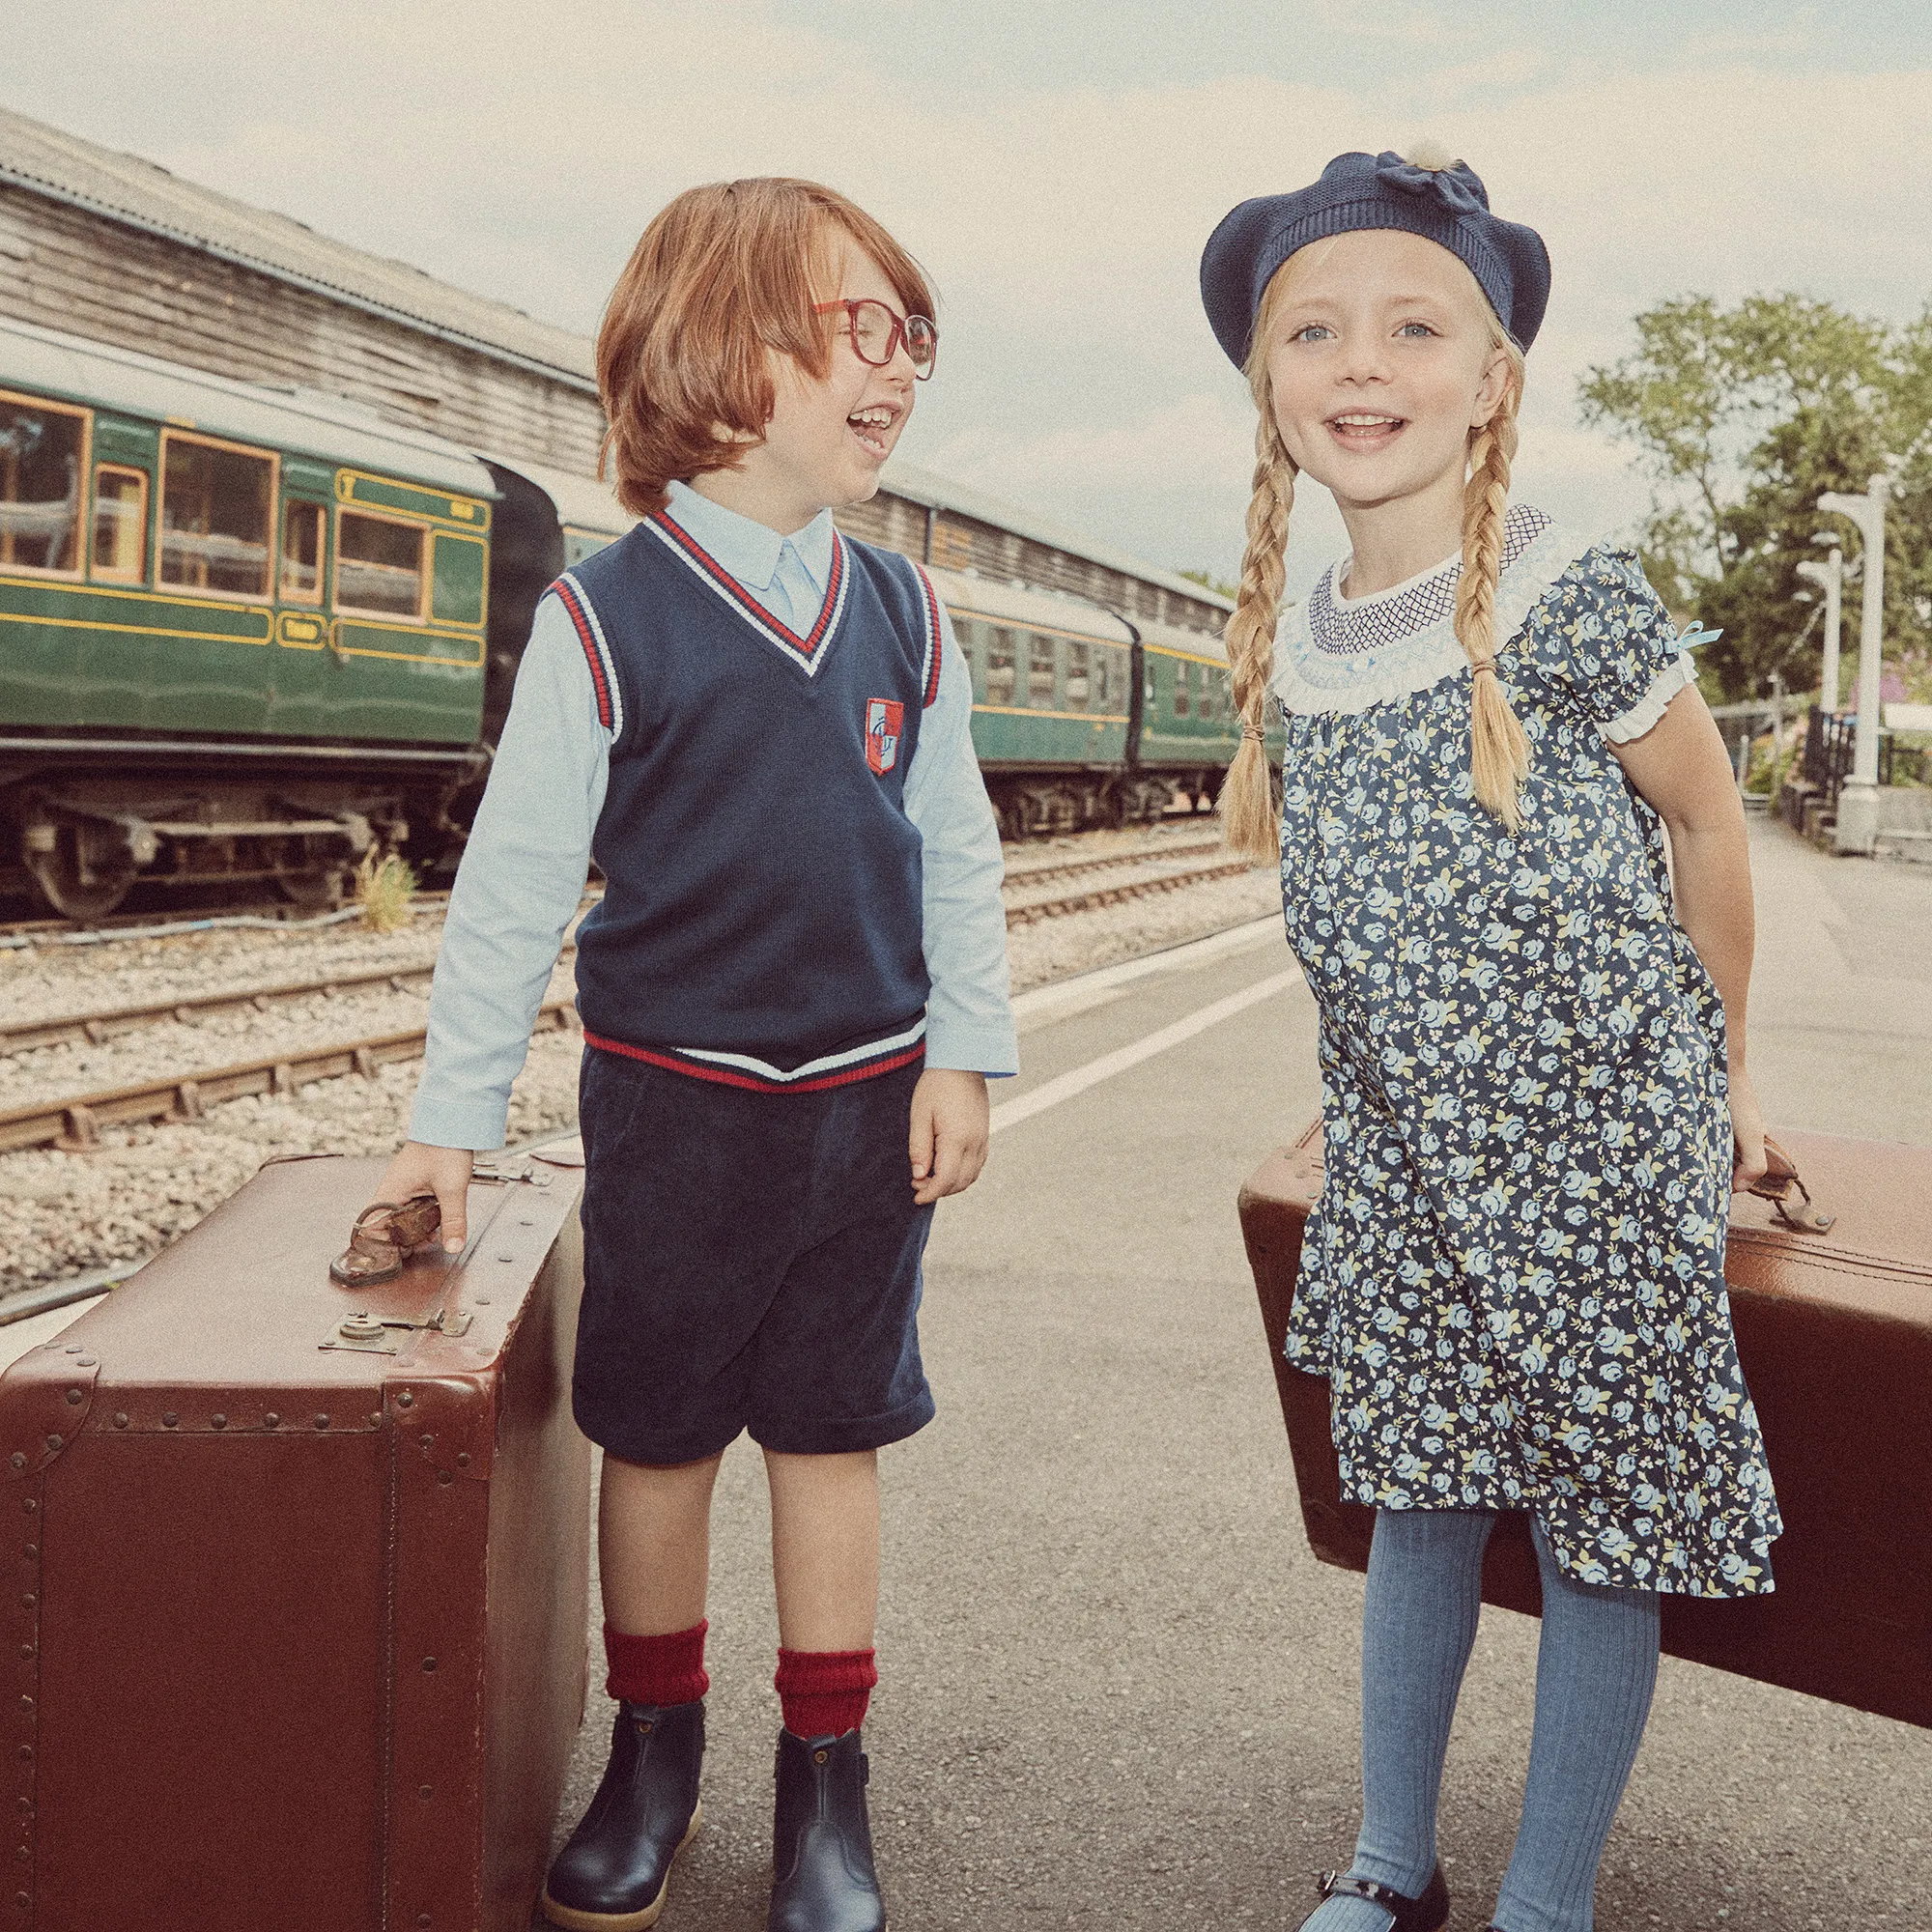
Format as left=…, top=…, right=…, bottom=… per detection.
left=0, top=314, right=1275, bottom=920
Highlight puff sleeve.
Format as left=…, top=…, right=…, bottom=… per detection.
left=1522, top=544, right=1699, bottom=744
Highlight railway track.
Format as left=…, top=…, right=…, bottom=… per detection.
left=0, top=848, right=1259, bottom=1153
left=0, top=999, right=582, bottom=1155
left=1003, top=854, right=1254, bottom=924
left=1001, top=838, right=1223, bottom=890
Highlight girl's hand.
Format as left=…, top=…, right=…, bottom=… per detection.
left=909, top=1068, right=990, bottom=1206
left=1727, top=1064, right=1768, bottom=1194
left=369, top=1140, right=476, bottom=1253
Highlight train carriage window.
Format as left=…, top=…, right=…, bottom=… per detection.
left=160, top=436, right=273, bottom=597
left=280, top=501, right=325, bottom=604
left=90, top=466, right=148, bottom=582
left=1065, top=639, right=1090, bottom=710
left=336, top=510, right=425, bottom=620
left=1174, top=660, right=1191, bottom=717
left=985, top=628, right=1017, bottom=704
left=952, top=617, right=977, bottom=682
left=0, top=397, right=85, bottom=576
left=1028, top=633, right=1057, bottom=707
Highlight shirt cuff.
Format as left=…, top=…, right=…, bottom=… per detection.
left=407, top=1089, right=510, bottom=1153
left=923, top=1016, right=1019, bottom=1078
left=1599, top=653, right=1695, bottom=744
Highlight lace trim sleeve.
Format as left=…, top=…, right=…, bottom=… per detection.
left=1598, top=652, right=1696, bottom=744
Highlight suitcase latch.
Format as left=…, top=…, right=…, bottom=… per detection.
left=322, top=1307, right=475, bottom=1354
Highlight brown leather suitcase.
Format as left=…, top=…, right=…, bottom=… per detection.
left=1239, top=1122, right=1932, bottom=1730
left=0, top=1149, right=593, bottom=1929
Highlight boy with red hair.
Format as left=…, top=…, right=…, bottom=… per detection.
left=369, top=179, right=1014, bottom=1932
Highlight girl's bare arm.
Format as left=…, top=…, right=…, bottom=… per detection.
left=1606, top=685, right=1768, bottom=1187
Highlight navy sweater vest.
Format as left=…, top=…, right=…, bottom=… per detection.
left=554, top=512, right=944, bottom=1093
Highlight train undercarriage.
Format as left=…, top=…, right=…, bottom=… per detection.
left=982, top=768, right=1225, bottom=841
left=0, top=739, right=482, bottom=921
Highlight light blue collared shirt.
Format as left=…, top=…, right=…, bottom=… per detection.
left=410, top=480, right=1016, bottom=1151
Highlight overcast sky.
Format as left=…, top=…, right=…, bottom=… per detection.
left=7, top=1, right=1931, bottom=594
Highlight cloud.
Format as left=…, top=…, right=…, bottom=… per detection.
left=3, top=4, right=1927, bottom=585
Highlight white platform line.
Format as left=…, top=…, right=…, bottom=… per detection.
left=989, top=969, right=1302, bottom=1136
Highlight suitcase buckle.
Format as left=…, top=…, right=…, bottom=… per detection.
left=322, top=1306, right=475, bottom=1354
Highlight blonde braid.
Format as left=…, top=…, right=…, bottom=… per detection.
left=1454, top=352, right=1530, bottom=830
left=1221, top=393, right=1297, bottom=862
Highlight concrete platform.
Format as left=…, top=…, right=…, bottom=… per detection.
left=538, top=816, right=1932, bottom=1930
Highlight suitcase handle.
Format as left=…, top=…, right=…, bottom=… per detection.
left=1747, top=1134, right=1834, bottom=1235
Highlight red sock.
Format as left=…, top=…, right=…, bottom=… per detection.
left=775, top=1646, right=878, bottom=1739
left=604, top=1619, right=709, bottom=1707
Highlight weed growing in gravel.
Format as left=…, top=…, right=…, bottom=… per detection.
left=354, top=852, right=418, bottom=933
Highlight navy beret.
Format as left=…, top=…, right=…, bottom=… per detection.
left=1200, top=150, right=1551, bottom=368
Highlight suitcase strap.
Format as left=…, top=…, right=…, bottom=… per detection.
left=1747, top=1134, right=1834, bottom=1235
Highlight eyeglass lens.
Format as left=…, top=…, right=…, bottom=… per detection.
left=849, top=299, right=937, bottom=375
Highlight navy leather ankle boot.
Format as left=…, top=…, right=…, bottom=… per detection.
left=542, top=1700, right=703, bottom=1931
left=767, top=1728, right=884, bottom=1932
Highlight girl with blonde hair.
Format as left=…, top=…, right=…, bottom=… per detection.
left=1199, top=150, right=1780, bottom=1932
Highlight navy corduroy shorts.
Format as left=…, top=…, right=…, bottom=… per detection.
left=572, top=1045, right=936, bottom=1465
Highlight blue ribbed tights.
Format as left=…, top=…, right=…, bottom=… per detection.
left=1298, top=1508, right=1661, bottom=1932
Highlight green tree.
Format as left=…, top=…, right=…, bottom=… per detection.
left=1578, top=294, right=1932, bottom=701
left=1178, top=565, right=1237, bottom=600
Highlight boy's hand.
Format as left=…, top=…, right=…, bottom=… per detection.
left=908, top=1068, right=989, bottom=1206
left=369, top=1140, right=476, bottom=1253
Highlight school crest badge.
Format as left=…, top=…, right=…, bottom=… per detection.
left=866, top=697, right=903, bottom=775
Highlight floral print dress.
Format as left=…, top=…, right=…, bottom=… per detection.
left=1272, top=505, right=1781, bottom=1597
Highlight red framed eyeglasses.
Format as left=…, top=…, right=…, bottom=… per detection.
left=812, top=298, right=938, bottom=380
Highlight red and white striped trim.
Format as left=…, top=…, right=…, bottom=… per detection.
left=912, top=563, right=944, bottom=709
left=552, top=574, right=622, bottom=736
left=583, top=1016, right=928, bottom=1094
left=644, top=513, right=850, bottom=675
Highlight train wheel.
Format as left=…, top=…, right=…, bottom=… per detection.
left=26, top=843, right=134, bottom=923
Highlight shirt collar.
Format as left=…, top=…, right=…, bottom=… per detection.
left=665, top=479, right=835, bottom=595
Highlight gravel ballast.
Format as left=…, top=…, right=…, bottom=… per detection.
left=0, top=843, right=1280, bottom=1298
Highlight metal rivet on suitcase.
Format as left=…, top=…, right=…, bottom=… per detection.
left=6, top=1458, right=19, bottom=1472
left=420, top=1435, right=434, bottom=1449
left=18, top=1695, right=29, bottom=1710
left=75, top=1358, right=95, bottom=1369
left=518, top=1219, right=533, bottom=1227
left=162, top=1414, right=178, bottom=1429
left=313, top=1415, right=329, bottom=1431
left=63, top=1391, right=81, bottom=1406
left=456, top=1453, right=469, bottom=1468
left=418, top=1784, right=432, bottom=1800
left=475, top=1297, right=491, bottom=1306
left=42, top=1438, right=58, bottom=1455
left=265, top=1413, right=280, bottom=1429
left=368, top=1412, right=383, bottom=1429
left=19, top=1503, right=32, bottom=1516
left=398, top=1392, right=414, bottom=1408
left=437, top=1472, right=453, bottom=1487
left=21, top=1548, right=33, bottom=1562
left=496, top=1254, right=512, bottom=1263
left=422, top=1657, right=437, bottom=1672
left=416, top=1915, right=431, bottom=1928
left=211, top=1415, right=226, bottom=1431
left=111, top=1414, right=128, bottom=1430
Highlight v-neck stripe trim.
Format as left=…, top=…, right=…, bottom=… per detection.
left=645, top=511, right=848, bottom=674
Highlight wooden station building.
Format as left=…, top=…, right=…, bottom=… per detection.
left=0, top=104, right=1230, bottom=639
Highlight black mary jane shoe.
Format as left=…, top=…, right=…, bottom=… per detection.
left=542, top=1700, right=704, bottom=1931
left=768, top=1728, right=885, bottom=1932
left=1297, top=1865, right=1451, bottom=1932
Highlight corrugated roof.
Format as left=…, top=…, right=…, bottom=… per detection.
left=1, top=315, right=497, bottom=497
left=923, top=565, right=1134, bottom=644
left=0, top=105, right=595, bottom=391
